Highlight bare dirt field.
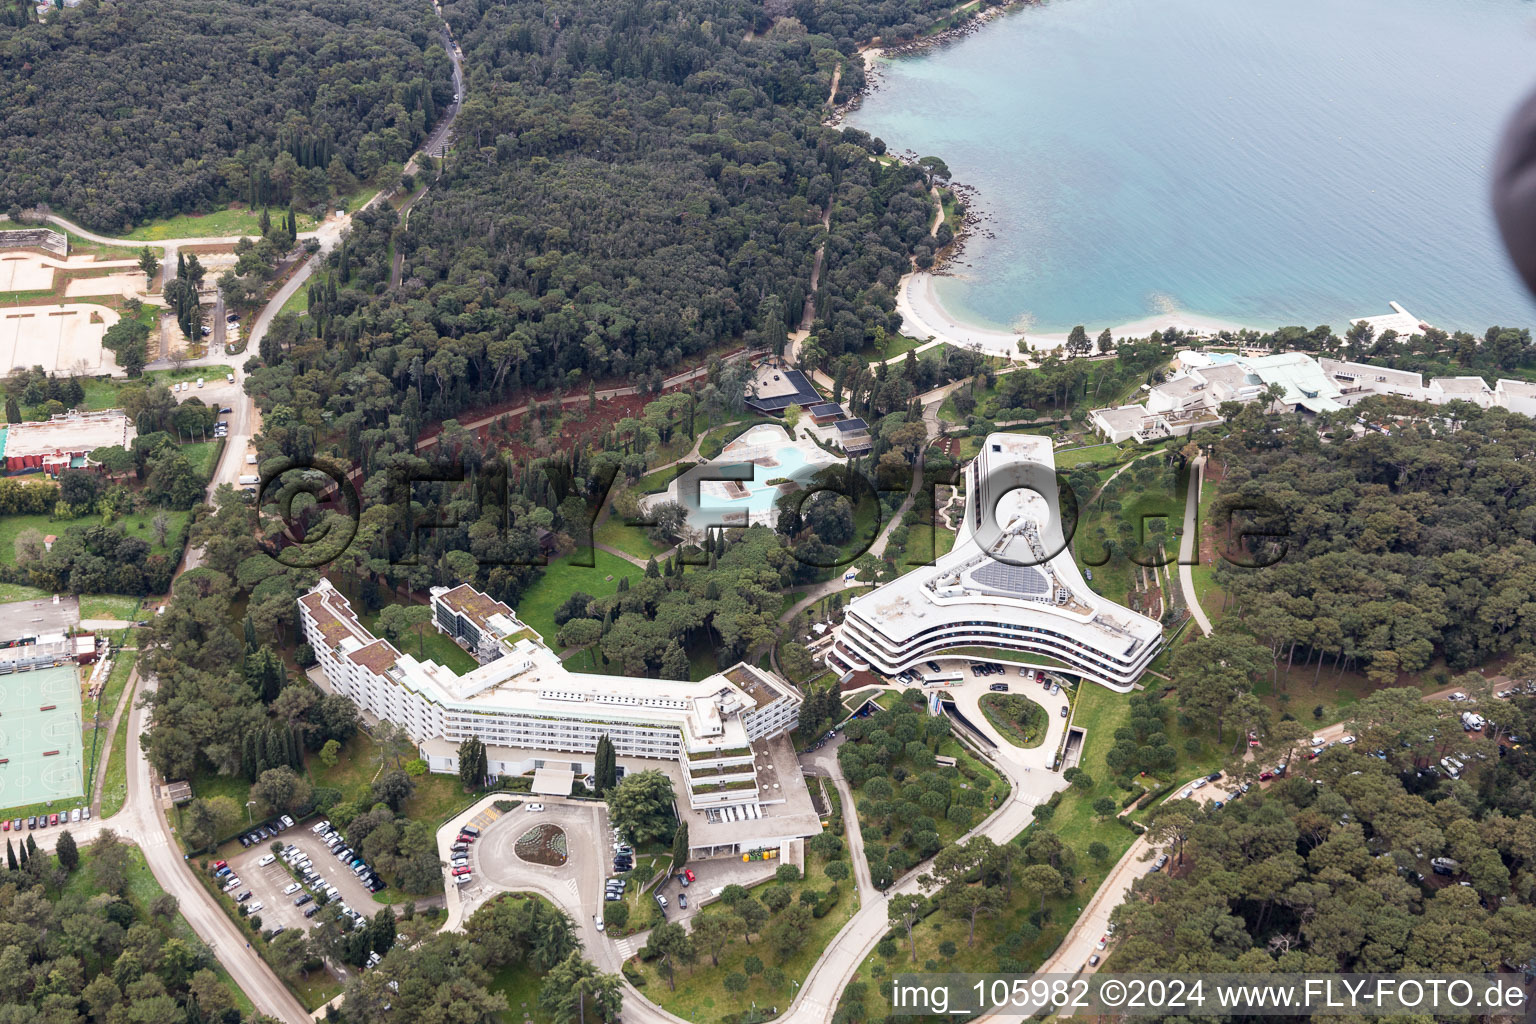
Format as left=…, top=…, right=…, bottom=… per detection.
left=0, top=303, right=121, bottom=374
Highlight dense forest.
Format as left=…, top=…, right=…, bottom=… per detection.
left=244, top=0, right=977, bottom=460
left=1118, top=688, right=1536, bottom=974
left=0, top=829, right=270, bottom=1024
left=0, top=0, right=452, bottom=229
left=1209, top=400, right=1536, bottom=681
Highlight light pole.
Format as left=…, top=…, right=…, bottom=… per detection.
left=245, top=800, right=256, bottom=824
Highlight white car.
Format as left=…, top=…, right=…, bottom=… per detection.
left=257, top=854, right=275, bottom=867
left=454, top=874, right=473, bottom=885
left=595, top=914, right=605, bottom=933
left=527, top=803, right=544, bottom=813
left=1193, top=778, right=1208, bottom=789
left=248, top=901, right=263, bottom=913
left=284, top=883, right=302, bottom=895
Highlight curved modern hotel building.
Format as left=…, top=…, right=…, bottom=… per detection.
left=828, top=433, right=1163, bottom=689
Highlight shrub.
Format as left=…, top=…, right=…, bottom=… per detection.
left=876, top=937, right=898, bottom=959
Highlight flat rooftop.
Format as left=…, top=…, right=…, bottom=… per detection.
left=4, top=411, right=133, bottom=458
left=846, top=431, right=1162, bottom=660
left=743, top=365, right=820, bottom=412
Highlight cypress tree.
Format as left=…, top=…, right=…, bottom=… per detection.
left=5, top=837, right=15, bottom=871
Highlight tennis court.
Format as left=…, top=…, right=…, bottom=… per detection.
left=0, top=664, right=85, bottom=810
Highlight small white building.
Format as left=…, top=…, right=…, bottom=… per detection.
left=1427, top=376, right=1494, bottom=408
left=1494, top=379, right=1536, bottom=418
left=1089, top=405, right=1171, bottom=443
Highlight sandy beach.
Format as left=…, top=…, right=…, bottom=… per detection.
left=896, top=269, right=1261, bottom=357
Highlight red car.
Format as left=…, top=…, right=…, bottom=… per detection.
left=2, top=820, right=9, bottom=832
left=452, top=866, right=472, bottom=876
left=49, top=814, right=58, bottom=826
left=456, top=833, right=475, bottom=844
left=213, top=860, right=227, bottom=870
left=1259, top=771, right=1274, bottom=781
left=684, top=868, right=695, bottom=884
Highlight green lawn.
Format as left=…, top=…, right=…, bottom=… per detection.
left=0, top=582, right=52, bottom=602
left=595, top=513, right=669, bottom=561
left=517, top=550, right=638, bottom=646
left=860, top=331, right=930, bottom=363
left=71, top=367, right=206, bottom=414
left=278, top=286, right=309, bottom=317
left=359, top=602, right=478, bottom=675
left=0, top=507, right=190, bottom=572
left=79, top=594, right=143, bottom=621
left=308, top=730, right=480, bottom=828
left=489, top=960, right=550, bottom=1024
left=98, top=670, right=134, bottom=818
left=182, top=440, right=224, bottom=479
left=113, top=205, right=318, bottom=241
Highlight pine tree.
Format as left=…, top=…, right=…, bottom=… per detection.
left=671, top=822, right=689, bottom=868
left=5, top=837, right=15, bottom=871
left=243, top=615, right=258, bottom=654
left=55, top=829, right=78, bottom=873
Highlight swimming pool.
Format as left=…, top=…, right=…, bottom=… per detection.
left=654, top=425, right=841, bottom=533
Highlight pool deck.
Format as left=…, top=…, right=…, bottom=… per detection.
left=646, top=423, right=844, bottom=536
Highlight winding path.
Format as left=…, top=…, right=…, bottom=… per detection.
left=1178, top=456, right=1213, bottom=635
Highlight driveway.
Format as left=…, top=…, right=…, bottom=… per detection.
left=444, top=798, right=618, bottom=970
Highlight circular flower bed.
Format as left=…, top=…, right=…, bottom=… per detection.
left=514, top=823, right=568, bottom=866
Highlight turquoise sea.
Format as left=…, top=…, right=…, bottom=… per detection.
left=846, top=0, right=1536, bottom=334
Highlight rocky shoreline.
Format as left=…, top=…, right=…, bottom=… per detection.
left=823, top=2, right=1030, bottom=274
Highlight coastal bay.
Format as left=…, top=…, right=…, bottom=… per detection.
left=849, top=0, right=1536, bottom=342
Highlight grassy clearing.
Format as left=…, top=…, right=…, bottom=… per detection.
left=0, top=582, right=53, bottom=602
left=516, top=549, right=638, bottom=646
left=595, top=514, right=669, bottom=561
left=115, top=205, right=318, bottom=241
left=182, top=440, right=223, bottom=479
left=489, top=960, right=550, bottom=1024
left=358, top=602, right=478, bottom=675
left=308, top=729, right=478, bottom=827
left=0, top=507, right=191, bottom=569
left=98, top=672, right=134, bottom=818
left=79, top=594, right=142, bottom=621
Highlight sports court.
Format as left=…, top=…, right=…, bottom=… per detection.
left=0, top=664, right=85, bottom=809
left=0, top=303, right=119, bottom=375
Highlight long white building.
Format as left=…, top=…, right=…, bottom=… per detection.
left=828, top=433, right=1164, bottom=689
left=298, top=581, right=807, bottom=828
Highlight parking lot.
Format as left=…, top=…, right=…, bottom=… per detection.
left=220, top=821, right=386, bottom=936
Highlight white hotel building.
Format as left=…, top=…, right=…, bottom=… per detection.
left=828, top=433, right=1164, bottom=690
left=299, top=581, right=821, bottom=854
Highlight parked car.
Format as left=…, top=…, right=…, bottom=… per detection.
left=237, top=892, right=252, bottom=903
left=1059, top=705, right=1069, bottom=718
left=527, top=803, right=545, bottom=813
left=295, top=894, right=313, bottom=907
left=989, top=683, right=1009, bottom=692
left=304, top=906, right=321, bottom=918
left=258, top=855, right=275, bottom=867
left=678, top=893, right=688, bottom=909
left=248, top=902, right=263, bottom=913
left=655, top=894, right=668, bottom=909
left=452, top=866, right=472, bottom=877
left=683, top=869, right=695, bottom=884
left=283, top=883, right=302, bottom=895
